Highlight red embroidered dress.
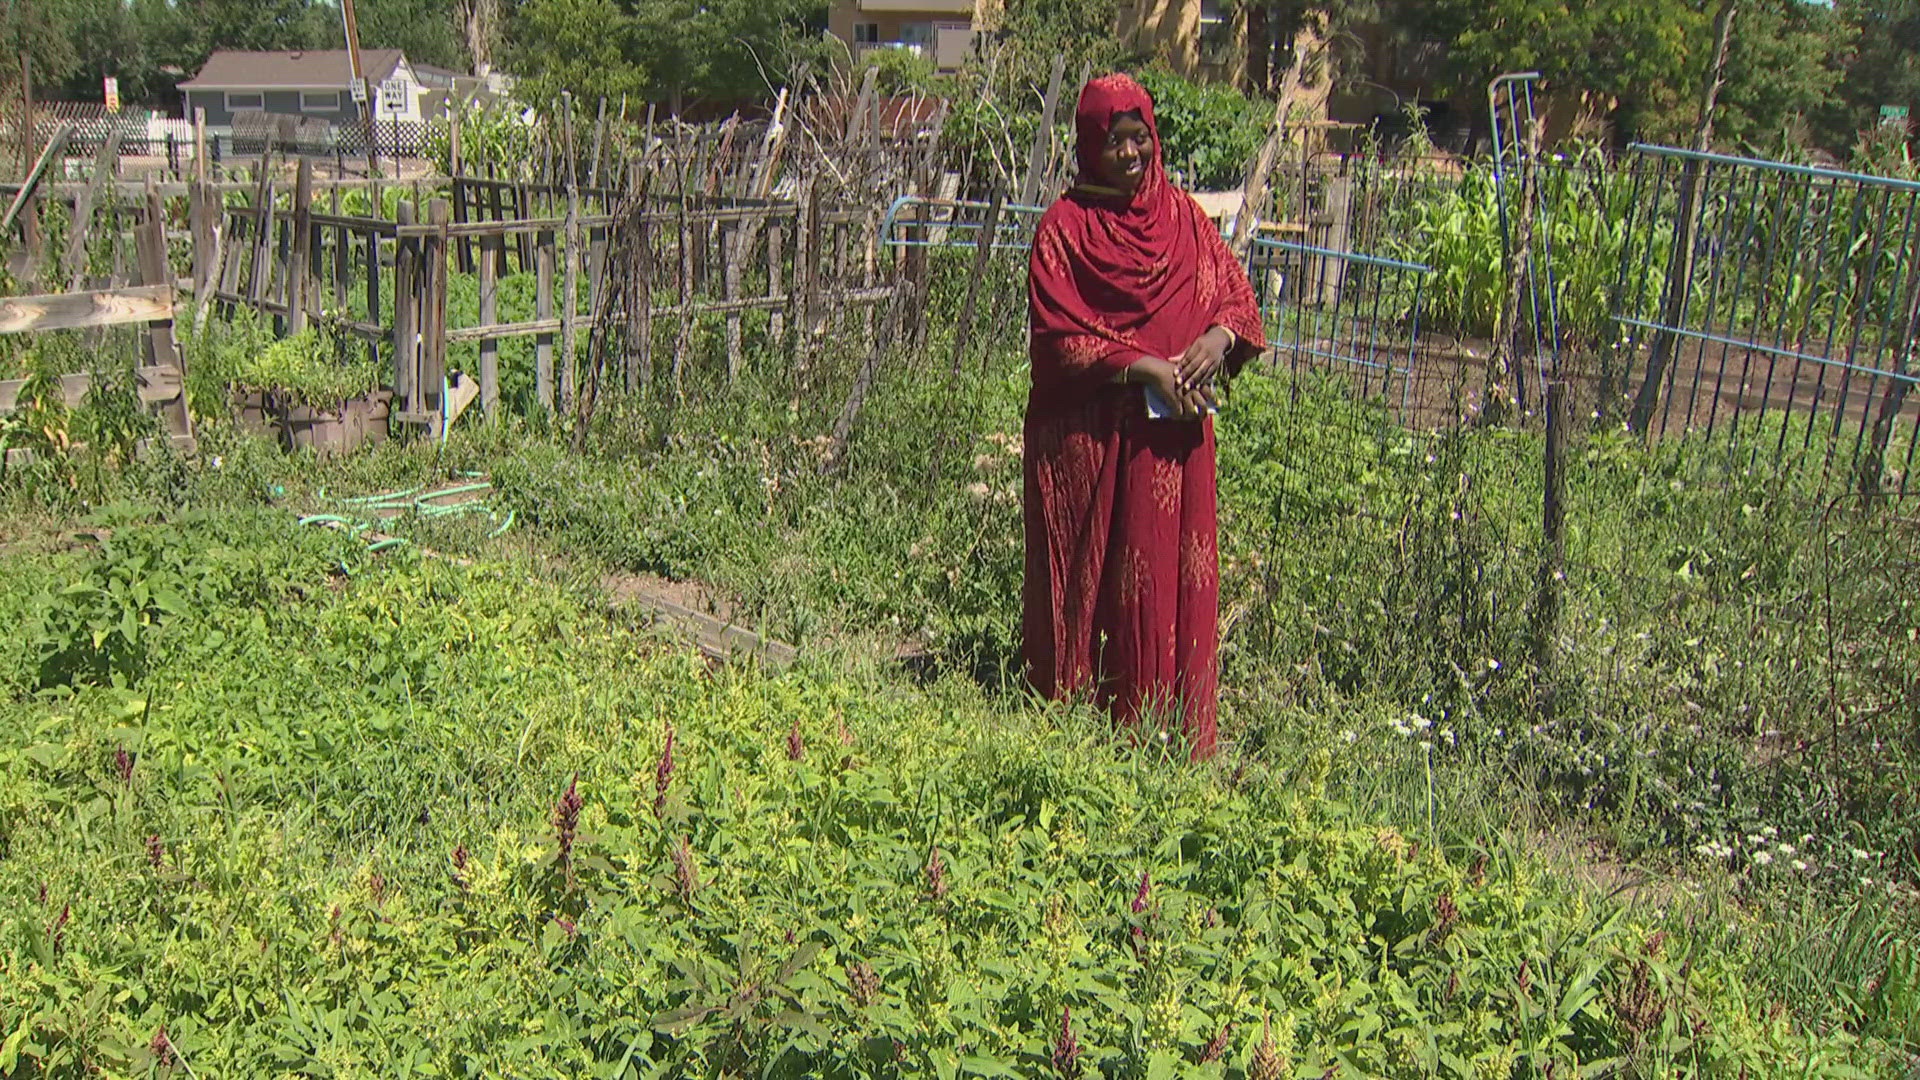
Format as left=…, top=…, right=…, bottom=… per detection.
left=1021, top=74, right=1265, bottom=761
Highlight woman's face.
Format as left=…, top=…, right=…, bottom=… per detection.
left=1098, top=111, right=1152, bottom=194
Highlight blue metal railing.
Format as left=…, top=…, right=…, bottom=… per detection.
left=1249, top=237, right=1432, bottom=416
left=1611, top=141, right=1920, bottom=493
left=879, top=195, right=1047, bottom=251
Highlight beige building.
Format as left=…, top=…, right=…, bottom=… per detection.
left=826, top=0, right=988, bottom=72
left=1117, top=0, right=1242, bottom=85
left=1118, top=0, right=1474, bottom=143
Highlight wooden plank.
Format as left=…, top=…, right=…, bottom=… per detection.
left=1, top=121, right=74, bottom=234
left=950, top=189, right=1003, bottom=373
left=514, top=182, right=533, bottom=272
left=630, top=182, right=653, bottom=394
left=0, top=363, right=184, bottom=413
left=613, top=585, right=798, bottom=671
left=331, top=192, right=349, bottom=318
left=535, top=227, right=555, bottom=412
left=723, top=219, right=743, bottom=380
left=16, top=193, right=42, bottom=285
left=204, top=292, right=383, bottom=338
left=0, top=285, right=173, bottom=334
left=392, top=201, right=419, bottom=419
left=287, top=159, right=314, bottom=335
left=587, top=96, right=608, bottom=188
left=298, top=212, right=398, bottom=234
left=192, top=108, right=208, bottom=184
left=561, top=184, right=581, bottom=411
left=444, top=370, right=481, bottom=428
left=767, top=218, right=785, bottom=341
left=64, top=132, right=123, bottom=290
left=137, top=184, right=193, bottom=441
left=452, top=175, right=473, bottom=274
left=440, top=289, right=869, bottom=344
left=1018, top=55, right=1067, bottom=206
left=187, top=179, right=211, bottom=292
left=4, top=432, right=194, bottom=468
left=587, top=221, right=609, bottom=309
left=478, top=230, right=501, bottom=420
left=669, top=187, right=692, bottom=395
left=419, top=199, right=451, bottom=434
left=246, top=175, right=277, bottom=311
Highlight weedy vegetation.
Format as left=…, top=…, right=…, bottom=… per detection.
left=1, top=162, right=1917, bottom=1076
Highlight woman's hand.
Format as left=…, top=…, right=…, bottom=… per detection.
left=1174, top=326, right=1234, bottom=392
left=1128, top=356, right=1212, bottom=419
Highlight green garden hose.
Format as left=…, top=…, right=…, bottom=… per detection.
left=297, top=475, right=513, bottom=552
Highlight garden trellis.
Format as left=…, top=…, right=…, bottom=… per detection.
left=1611, top=144, right=1920, bottom=496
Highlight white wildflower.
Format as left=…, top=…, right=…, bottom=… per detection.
left=1752, top=851, right=1774, bottom=866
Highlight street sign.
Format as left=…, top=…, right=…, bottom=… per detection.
left=349, top=78, right=369, bottom=104
left=103, top=76, right=119, bottom=113
left=1881, top=104, right=1909, bottom=124
left=380, top=78, right=409, bottom=115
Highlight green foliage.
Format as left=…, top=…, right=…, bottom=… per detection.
left=856, top=45, right=942, bottom=97
left=0, top=507, right=1898, bottom=1075
left=1379, top=150, right=1664, bottom=349
left=1404, top=0, right=1855, bottom=151
left=1136, top=70, right=1266, bottom=191
left=18, top=507, right=351, bottom=691
left=188, top=314, right=382, bottom=413
left=425, top=96, right=537, bottom=179
left=506, top=0, right=824, bottom=113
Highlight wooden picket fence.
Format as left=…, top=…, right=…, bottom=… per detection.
left=0, top=182, right=192, bottom=463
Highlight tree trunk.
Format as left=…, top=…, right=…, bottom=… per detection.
left=1245, top=2, right=1270, bottom=95
left=1629, top=0, right=1737, bottom=434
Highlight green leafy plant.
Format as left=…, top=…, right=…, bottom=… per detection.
left=425, top=96, right=537, bottom=180
left=1136, top=68, right=1266, bottom=191
left=230, top=328, right=382, bottom=412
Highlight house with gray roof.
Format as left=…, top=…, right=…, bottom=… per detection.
left=178, top=49, right=427, bottom=128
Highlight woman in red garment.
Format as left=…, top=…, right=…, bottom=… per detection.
left=1022, top=73, right=1266, bottom=761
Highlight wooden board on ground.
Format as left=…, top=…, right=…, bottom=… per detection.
left=605, top=574, right=799, bottom=672
left=0, top=363, right=184, bottom=414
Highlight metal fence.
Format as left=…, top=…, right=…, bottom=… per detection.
left=1610, top=144, right=1920, bottom=495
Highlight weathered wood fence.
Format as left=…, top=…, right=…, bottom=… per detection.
left=0, top=182, right=192, bottom=463
left=0, top=75, right=1059, bottom=443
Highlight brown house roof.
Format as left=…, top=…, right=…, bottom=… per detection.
left=179, top=49, right=407, bottom=91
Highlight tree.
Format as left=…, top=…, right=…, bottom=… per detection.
left=1828, top=0, right=1920, bottom=151
left=455, top=0, right=501, bottom=74
left=1402, top=0, right=1849, bottom=149
left=358, top=0, right=470, bottom=72
left=0, top=0, right=81, bottom=96
left=1706, top=0, right=1849, bottom=150
left=506, top=0, right=817, bottom=114
left=504, top=0, right=647, bottom=109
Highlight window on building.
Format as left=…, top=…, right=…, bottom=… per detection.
left=899, top=22, right=932, bottom=46
left=225, top=91, right=265, bottom=112
left=853, top=23, right=881, bottom=43
left=300, top=90, right=342, bottom=112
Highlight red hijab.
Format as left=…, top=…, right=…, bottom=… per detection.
left=1026, top=74, right=1264, bottom=405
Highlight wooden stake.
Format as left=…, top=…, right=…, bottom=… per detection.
left=287, top=159, right=314, bottom=334
left=1018, top=54, right=1067, bottom=207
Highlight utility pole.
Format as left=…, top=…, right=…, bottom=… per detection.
left=340, top=0, right=378, bottom=177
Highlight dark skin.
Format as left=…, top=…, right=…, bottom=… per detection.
left=1100, top=111, right=1236, bottom=419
